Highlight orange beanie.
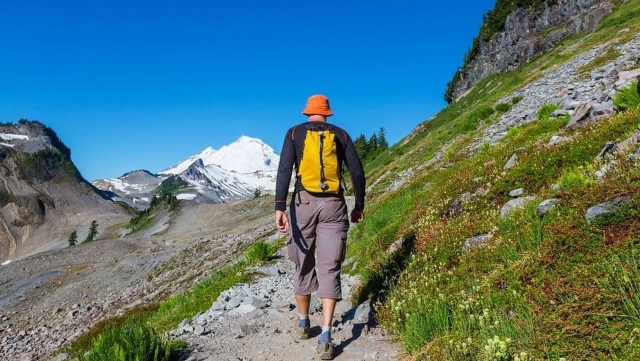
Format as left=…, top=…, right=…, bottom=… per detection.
left=302, top=94, right=333, bottom=116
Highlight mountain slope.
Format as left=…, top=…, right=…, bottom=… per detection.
left=0, top=120, right=129, bottom=262
left=446, top=0, right=616, bottom=102
left=346, top=1, right=640, bottom=359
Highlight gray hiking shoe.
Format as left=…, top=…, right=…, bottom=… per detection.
left=316, top=341, right=335, bottom=360
left=297, top=319, right=310, bottom=340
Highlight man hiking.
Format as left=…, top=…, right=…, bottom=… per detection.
left=275, top=94, right=366, bottom=360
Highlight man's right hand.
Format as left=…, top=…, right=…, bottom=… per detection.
left=275, top=210, right=290, bottom=234
left=350, top=209, right=364, bottom=223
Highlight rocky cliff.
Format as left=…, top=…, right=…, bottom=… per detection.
left=0, top=120, right=128, bottom=262
left=449, top=0, right=614, bottom=101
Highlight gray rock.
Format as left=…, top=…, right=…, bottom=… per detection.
left=353, top=301, right=372, bottom=324
left=551, top=109, right=569, bottom=117
left=227, top=297, right=242, bottom=309
left=509, top=188, right=525, bottom=197
left=501, top=196, right=536, bottom=216
left=178, top=318, right=190, bottom=329
left=597, top=141, right=618, bottom=158
left=248, top=297, right=267, bottom=309
left=591, top=101, right=615, bottom=120
left=548, top=135, right=570, bottom=146
left=566, top=103, right=592, bottom=128
left=195, top=314, right=208, bottom=325
left=586, top=195, right=632, bottom=224
left=229, top=303, right=257, bottom=316
left=193, top=325, right=206, bottom=335
left=614, top=68, right=640, bottom=87
left=50, top=353, right=71, bottom=361
left=211, top=300, right=225, bottom=311
left=504, top=153, right=518, bottom=170
left=386, top=238, right=409, bottom=255
left=537, top=198, right=561, bottom=217
left=464, top=233, right=492, bottom=251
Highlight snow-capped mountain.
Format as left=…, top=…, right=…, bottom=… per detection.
left=161, top=136, right=279, bottom=175
left=93, top=136, right=280, bottom=208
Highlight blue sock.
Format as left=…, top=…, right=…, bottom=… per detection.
left=299, top=315, right=309, bottom=328
left=319, top=326, right=331, bottom=342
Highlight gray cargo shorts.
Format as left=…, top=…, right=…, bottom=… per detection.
left=287, top=190, right=349, bottom=300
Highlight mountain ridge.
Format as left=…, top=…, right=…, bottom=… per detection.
left=0, top=120, right=129, bottom=263
left=93, top=135, right=280, bottom=208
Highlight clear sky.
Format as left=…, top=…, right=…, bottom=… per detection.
left=0, top=0, right=495, bottom=181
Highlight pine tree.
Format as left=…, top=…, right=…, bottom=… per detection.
left=84, top=220, right=98, bottom=242
left=68, top=231, right=77, bottom=246
left=367, top=133, right=378, bottom=161
left=377, top=127, right=389, bottom=151
left=354, top=134, right=368, bottom=160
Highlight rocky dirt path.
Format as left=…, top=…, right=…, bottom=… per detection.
left=175, top=245, right=402, bottom=361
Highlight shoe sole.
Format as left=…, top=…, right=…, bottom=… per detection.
left=317, top=342, right=334, bottom=360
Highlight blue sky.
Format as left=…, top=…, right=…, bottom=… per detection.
left=0, top=0, right=495, bottom=181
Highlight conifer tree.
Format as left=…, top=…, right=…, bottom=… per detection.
left=367, top=133, right=378, bottom=161
left=84, top=220, right=98, bottom=242
left=354, top=134, right=368, bottom=160
left=377, top=127, right=389, bottom=151
left=68, top=231, right=77, bottom=246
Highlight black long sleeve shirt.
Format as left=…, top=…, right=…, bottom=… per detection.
left=275, top=121, right=365, bottom=212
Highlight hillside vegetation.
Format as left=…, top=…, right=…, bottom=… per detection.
left=346, top=1, right=640, bottom=359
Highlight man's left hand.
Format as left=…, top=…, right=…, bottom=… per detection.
left=350, top=209, right=365, bottom=223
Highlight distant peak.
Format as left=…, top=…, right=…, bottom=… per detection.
left=236, top=135, right=263, bottom=144
left=198, top=146, right=216, bottom=155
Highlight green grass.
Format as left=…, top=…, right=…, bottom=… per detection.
left=536, top=103, right=561, bottom=120
left=613, top=81, right=640, bottom=111
left=556, top=164, right=597, bottom=190
left=244, top=240, right=277, bottom=265
left=77, top=318, right=183, bottom=361
left=348, top=93, right=640, bottom=358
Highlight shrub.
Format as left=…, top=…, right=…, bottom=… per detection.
left=612, top=81, right=640, bottom=112
left=460, top=105, right=495, bottom=133
left=68, top=231, right=77, bottom=246
left=77, top=318, right=181, bottom=361
left=496, top=102, right=512, bottom=112
left=245, top=241, right=273, bottom=265
left=511, top=95, right=524, bottom=105
left=536, top=104, right=561, bottom=121
left=556, top=165, right=596, bottom=190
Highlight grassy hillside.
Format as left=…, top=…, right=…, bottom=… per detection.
left=346, top=1, right=640, bottom=359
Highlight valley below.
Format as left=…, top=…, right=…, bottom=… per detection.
left=0, top=196, right=276, bottom=360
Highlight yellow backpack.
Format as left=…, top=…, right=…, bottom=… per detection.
left=298, top=124, right=341, bottom=194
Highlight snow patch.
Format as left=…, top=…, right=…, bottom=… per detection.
left=0, top=142, right=15, bottom=147
left=177, top=193, right=197, bottom=200
left=0, top=133, right=29, bottom=141
left=1, top=260, right=11, bottom=266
